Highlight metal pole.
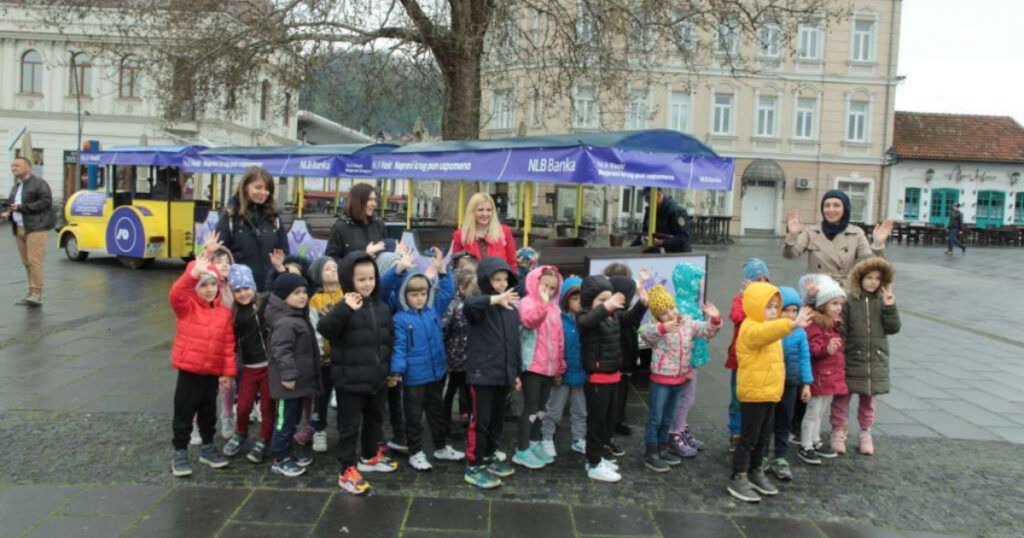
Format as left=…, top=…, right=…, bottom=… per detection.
left=334, top=178, right=341, bottom=214
left=406, top=179, right=414, bottom=230
left=457, top=181, right=466, bottom=228
left=524, top=182, right=533, bottom=248
left=297, top=176, right=305, bottom=218
left=516, top=182, right=524, bottom=229
left=647, top=187, right=658, bottom=247
left=574, top=185, right=584, bottom=238
left=211, top=173, right=218, bottom=210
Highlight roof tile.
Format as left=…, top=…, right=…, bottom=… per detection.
left=893, top=111, right=1024, bottom=164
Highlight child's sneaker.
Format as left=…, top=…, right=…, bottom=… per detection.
left=831, top=429, right=847, bottom=456
left=541, top=439, right=557, bottom=459
left=798, top=447, right=822, bottom=465
left=219, top=412, right=235, bottom=440
left=293, top=425, right=314, bottom=446
left=199, top=444, right=229, bottom=468
left=644, top=448, right=670, bottom=473
left=487, top=459, right=515, bottom=478
left=727, top=474, right=761, bottom=503
left=338, top=466, right=370, bottom=495
left=246, top=441, right=268, bottom=464
left=657, top=444, right=682, bottom=466
left=433, top=445, right=465, bottom=461
left=668, top=433, right=698, bottom=459
left=748, top=469, right=778, bottom=496
left=171, top=449, right=192, bottom=477
left=682, top=427, right=704, bottom=451
left=330, top=390, right=338, bottom=409
left=312, top=431, right=328, bottom=453
left=464, top=466, right=501, bottom=489
left=358, top=446, right=398, bottom=473
left=767, top=457, right=793, bottom=481
left=728, top=434, right=741, bottom=453
left=493, top=450, right=507, bottom=462
left=859, top=430, right=875, bottom=456
left=223, top=434, right=244, bottom=457
left=531, top=442, right=554, bottom=464
left=409, top=451, right=433, bottom=471
left=386, top=439, right=409, bottom=454
left=814, top=442, right=838, bottom=459
left=512, top=449, right=545, bottom=469
left=587, top=460, right=621, bottom=482
left=602, top=458, right=620, bottom=472
left=271, top=458, right=306, bottom=477
left=294, top=452, right=314, bottom=468
left=606, top=442, right=626, bottom=457
left=190, top=423, right=202, bottom=446
left=570, top=438, right=586, bottom=454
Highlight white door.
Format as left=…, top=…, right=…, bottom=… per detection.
left=742, top=180, right=777, bottom=231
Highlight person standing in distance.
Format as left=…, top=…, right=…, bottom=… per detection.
left=945, top=203, right=966, bottom=255
left=3, top=156, right=55, bottom=306
left=631, top=187, right=692, bottom=253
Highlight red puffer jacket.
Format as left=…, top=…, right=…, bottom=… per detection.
left=805, top=315, right=847, bottom=396
left=169, top=261, right=236, bottom=377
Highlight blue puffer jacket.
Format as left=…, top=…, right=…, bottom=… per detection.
left=780, top=286, right=813, bottom=386
left=384, top=268, right=455, bottom=386
left=560, top=277, right=586, bottom=387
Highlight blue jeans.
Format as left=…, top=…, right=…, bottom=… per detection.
left=728, top=370, right=742, bottom=435
left=947, top=228, right=963, bottom=251
left=644, top=381, right=683, bottom=446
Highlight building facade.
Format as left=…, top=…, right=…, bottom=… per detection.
left=888, top=112, right=1024, bottom=228
left=479, top=0, right=903, bottom=238
left=1, top=4, right=297, bottom=200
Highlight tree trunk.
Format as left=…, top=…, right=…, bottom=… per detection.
left=433, top=44, right=483, bottom=226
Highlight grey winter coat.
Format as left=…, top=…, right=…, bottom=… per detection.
left=265, top=294, right=322, bottom=400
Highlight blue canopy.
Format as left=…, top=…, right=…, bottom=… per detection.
left=78, top=145, right=207, bottom=167
left=371, top=129, right=734, bottom=190
left=183, top=143, right=398, bottom=177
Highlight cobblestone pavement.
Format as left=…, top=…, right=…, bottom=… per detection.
left=0, top=234, right=1021, bottom=537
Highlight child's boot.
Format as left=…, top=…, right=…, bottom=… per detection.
left=682, top=427, right=704, bottom=451
left=668, top=432, right=698, bottom=458
left=726, top=473, right=761, bottom=503
left=643, top=444, right=670, bottom=473
left=830, top=428, right=847, bottom=455
left=859, top=430, right=874, bottom=455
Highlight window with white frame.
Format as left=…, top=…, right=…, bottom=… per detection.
left=755, top=95, right=778, bottom=137
left=119, top=56, right=140, bottom=98
left=573, top=86, right=598, bottom=128
left=838, top=180, right=869, bottom=222
left=20, top=50, right=44, bottom=94
left=68, top=52, right=92, bottom=96
left=795, top=97, right=816, bottom=139
left=668, top=91, right=690, bottom=132
left=712, top=93, right=734, bottom=135
left=716, top=21, right=739, bottom=56
left=846, top=100, right=869, bottom=142
left=627, top=90, right=649, bottom=130
left=492, top=89, right=515, bottom=130
left=852, top=19, right=875, bottom=62
left=798, top=23, right=822, bottom=60
left=760, top=23, right=781, bottom=58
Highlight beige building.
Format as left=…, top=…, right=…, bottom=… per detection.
left=479, top=1, right=902, bottom=239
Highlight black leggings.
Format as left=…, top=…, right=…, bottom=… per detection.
left=584, top=381, right=617, bottom=466
left=443, top=371, right=470, bottom=426
left=733, top=402, right=774, bottom=476
left=517, top=372, right=554, bottom=451
left=403, top=379, right=448, bottom=455
left=172, top=371, right=218, bottom=450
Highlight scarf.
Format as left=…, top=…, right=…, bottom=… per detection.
left=820, top=190, right=851, bottom=240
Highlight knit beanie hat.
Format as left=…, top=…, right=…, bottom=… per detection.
left=283, top=255, right=311, bottom=277
left=272, top=273, right=308, bottom=300
left=516, top=247, right=539, bottom=265
left=813, top=276, right=846, bottom=308
left=228, top=264, right=257, bottom=291
left=647, top=285, right=676, bottom=318
left=307, top=256, right=335, bottom=289
left=742, top=257, right=770, bottom=281
left=375, top=251, right=401, bottom=276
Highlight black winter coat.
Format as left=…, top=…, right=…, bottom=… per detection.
left=464, top=258, right=520, bottom=387
left=325, top=216, right=387, bottom=262
left=577, top=275, right=648, bottom=374
left=265, top=295, right=321, bottom=400
left=609, top=276, right=641, bottom=373
left=235, top=301, right=270, bottom=366
left=316, top=251, right=394, bottom=395
left=216, top=197, right=289, bottom=293
left=7, top=174, right=55, bottom=234
left=632, top=196, right=692, bottom=252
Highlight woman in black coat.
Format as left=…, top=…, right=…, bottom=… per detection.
left=325, top=183, right=387, bottom=262
left=216, top=166, right=289, bottom=292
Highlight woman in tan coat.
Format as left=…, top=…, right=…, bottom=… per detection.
left=783, top=190, right=894, bottom=282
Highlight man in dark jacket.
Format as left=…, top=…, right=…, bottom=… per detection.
left=4, top=156, right=55, bottom=306
left=946, top=203, right=966, bottom=254
left=632, top=188, right=692, bottom=253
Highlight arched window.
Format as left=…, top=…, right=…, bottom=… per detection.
left=119, top=56, right=140, bottom=98
left=20, top=50, right=43, bottom=94
left=69, top=53, right=92, bottom=96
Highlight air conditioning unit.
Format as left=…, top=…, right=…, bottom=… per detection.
left=795, top=177, right=812, bottom=190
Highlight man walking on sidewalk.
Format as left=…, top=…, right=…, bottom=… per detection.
left=2, top=156, right=55, bottom=306
left=946, top=203, right=966, bottom=255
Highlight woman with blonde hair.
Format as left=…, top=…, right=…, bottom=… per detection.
left=450, top=192, right=517, bottom=268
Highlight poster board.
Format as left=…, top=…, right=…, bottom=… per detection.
left=586, top=252, right=709, bottom=304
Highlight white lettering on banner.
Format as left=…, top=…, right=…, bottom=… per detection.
left=527, top=158, right=576, bottom=173
left=391, top=161, right=473, bottom=173
left=698, top=176, right=721, bottom=183
left=594, top=168, right=674, bottom=182
left=299, top=160, right=331, bottom=171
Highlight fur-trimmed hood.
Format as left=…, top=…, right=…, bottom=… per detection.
left=847, top=257, right=894, bottom=299
left=810, top=309, right=843, bottom=330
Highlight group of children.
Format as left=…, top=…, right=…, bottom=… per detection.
left=168, top=233, right=899, bottom=499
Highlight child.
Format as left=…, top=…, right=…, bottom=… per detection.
left=724, top=258, right=771, bottom=451
left=602, top=264, right=638, bottom=439
left=834, top=257, right=900, bottom=456
left=639, top=285, right=721, bottom=473
left=384, top=248, right=464, bottom=470
left=223, top=264, right=275, bottom=464
left=267, top=251, right=311, bottom=290
left=577, top=274, right=647, bottom=483
left=451, top=251, right=479, bottom=273
left=541, top=276, right=587, bottom=457
left=462, top=257, right=521, bottom=489
left=265, top=273, right=322, bottom=477
left=308, top=256, right=343, bottom=454
left=211, top=247, right=236, bottom=439
left=169, top=241, right=236, bottom=477
left=317, top=251, right=398, bottom=495
left=797, top=275, right=848, bottom=465
left=442, top=268, right=477, bottom=437
left=667, top=262, right=711, bottom=457
left=515, top=247, right=539, bottom=284
left=727, top=282, right=811, bottom=503
left=765, top=286, right=813, bottom=481
left=514, top=265, right=565, bottom=469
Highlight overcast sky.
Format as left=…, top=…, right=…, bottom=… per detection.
left=896, top=0, right=1024, bottom=123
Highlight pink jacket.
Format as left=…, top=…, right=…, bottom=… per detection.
left=640, top=316, right=722, bottom=379
left=805, top=316, right=848, bottom=396
left=519, top=266, right=566, bottom=377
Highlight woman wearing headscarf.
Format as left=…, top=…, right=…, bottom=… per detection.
left=783, top=190, right=893, bottom=282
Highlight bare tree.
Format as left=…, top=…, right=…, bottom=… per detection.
left=34, top=0, right=847, bottom=222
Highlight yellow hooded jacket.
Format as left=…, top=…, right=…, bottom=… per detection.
left=736, top=282, right=794, bottom=403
